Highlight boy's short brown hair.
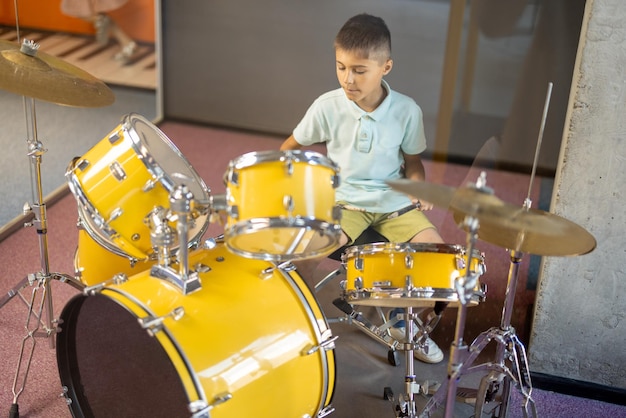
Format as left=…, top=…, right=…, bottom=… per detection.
left=334, top=13, right=392, bottom=62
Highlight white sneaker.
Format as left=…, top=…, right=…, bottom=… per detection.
left=388, top=311, right=444, bottom=364
left=413, top=337, right=444, bottom=364
left=114, top=41, right=137, bottom=63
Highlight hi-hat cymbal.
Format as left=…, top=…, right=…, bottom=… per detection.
left=0, top=39, right=114, bottom=107
left=453, top=208, right=596, bottom=256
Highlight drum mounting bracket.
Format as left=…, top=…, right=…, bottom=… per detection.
left=150, top=265, right=201, bottom=295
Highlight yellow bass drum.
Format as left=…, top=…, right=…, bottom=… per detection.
left=57, top=243, right=336, bottom=418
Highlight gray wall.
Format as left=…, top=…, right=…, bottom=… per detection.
left=161, top=0, right=450, bottom=140
left=160, top=0, right=530, bottom=157
left=529, top=0, right=626, bottom=389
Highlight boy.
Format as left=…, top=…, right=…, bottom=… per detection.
left=280, top=13, right=444, bottom=363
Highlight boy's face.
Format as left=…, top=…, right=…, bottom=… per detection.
left=335, top=48, right=392, bottom=111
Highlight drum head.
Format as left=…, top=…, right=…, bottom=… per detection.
left=226, top=221, right=341, bottom=261
left=57, top=294, right=192, bottom=418
left=126, top=114, right=209, bottom=203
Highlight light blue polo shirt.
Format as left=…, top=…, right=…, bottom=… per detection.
left=292, top=80, right=427, bottom=213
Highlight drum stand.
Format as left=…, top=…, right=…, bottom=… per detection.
left=419, top=213, right=537, bottom=418
left=383, top=306, right=446, bottom=418
left=0, top=97, right=83, bottom=418
left=316, top=268, right=403, bottom=366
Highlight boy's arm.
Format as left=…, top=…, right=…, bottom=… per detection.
left=402, top=152, right=426, bottom=182
left=402, top=152, right=433, bottom=210
left=280, top=135, right=303, bottom=150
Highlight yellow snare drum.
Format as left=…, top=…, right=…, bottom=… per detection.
left=74, top=228, right=154, bottom=286
left=224, top=150, right=342, bottom=261
left=342, top=242, right=486, bottom=308
left=57, top=243, right=336, bottom=418
left=66, top=113, right=210, bottom=261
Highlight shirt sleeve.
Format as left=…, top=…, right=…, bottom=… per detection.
left=292, top=98, right=328, bottom=146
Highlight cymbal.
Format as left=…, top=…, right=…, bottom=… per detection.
left=387, top=179, right=457, bottom=208
left=387, top=178, right=507, bottom=209
left=453, top=208, right=596, bottom=256
left=387, top=179, right=596, bottom=256
left=0, top=39, right=114, bottom=107
left=387, top=179, right=537, bottom=225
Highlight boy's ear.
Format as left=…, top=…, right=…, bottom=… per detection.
left=383, top=59, right=393, bottom=75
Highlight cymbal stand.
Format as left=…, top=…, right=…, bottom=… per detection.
left=0, top=96, right=82, bottom=418
left=422, top=83, right=554, bottom=418
left=420, top=213, right=537, bottom=417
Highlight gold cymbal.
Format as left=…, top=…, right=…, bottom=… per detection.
left=387, top=178, right=516, bottom=219
left=387, top=179, right=596, bottom=256
left=454, top=208, right=596, bottom=256
left=0, top=39, right=114, bottom=107
left=386, top=179, right=459, bottom=208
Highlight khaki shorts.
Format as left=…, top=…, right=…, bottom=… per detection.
left=339, top=204, right=437, bottom=244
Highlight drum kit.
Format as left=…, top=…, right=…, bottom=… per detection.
left=0, top=36, right=597, bottom=418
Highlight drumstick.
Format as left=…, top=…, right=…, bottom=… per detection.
left=386, top=202, right=421, bottom=219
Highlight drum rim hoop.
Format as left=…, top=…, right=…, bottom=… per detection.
left=343, top=242, right=465, bottom=258
left=123, top=113, right=210, bottom=200
left=228, top=149, right=340, bottom=172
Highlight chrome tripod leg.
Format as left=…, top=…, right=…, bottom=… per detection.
left=316, top=266, right=403, bottom=366
left=508, top=333, right=537, bottom=418
left=6, top=272, right=83, bottom=418
left=331, top=298, right=401, bottom=355
left=471, top=332, right=537, bottom=418
left=0, top=276, right=32, bottom=309
left=1, top=273, right=83, bottom=323
left=385, top=308, right=439, bottom=418
left=10, top=277, right=54, bottom=418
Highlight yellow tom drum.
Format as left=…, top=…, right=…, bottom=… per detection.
left=66, top=113, right=210, bottom=261
left=224, top=150, right=342, bottom=261
left=74, top=228, right=154, bottom=286
left=342, top=242, right=486, bottom=308
left=57, top=243, right=336, bottom=418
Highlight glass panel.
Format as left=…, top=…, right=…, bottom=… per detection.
left=440, top=0, right=586, bottom=177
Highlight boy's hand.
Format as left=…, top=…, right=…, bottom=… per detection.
left=412, top=198, right=433, bottom=211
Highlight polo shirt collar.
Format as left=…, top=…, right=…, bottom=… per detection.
left=345, top=79, right=392, bottom=120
